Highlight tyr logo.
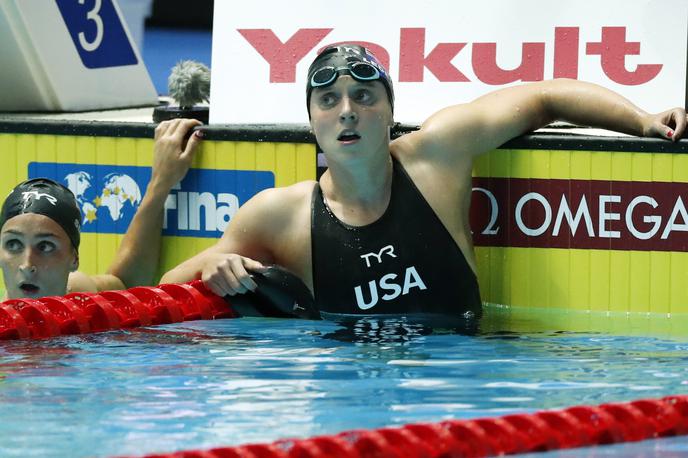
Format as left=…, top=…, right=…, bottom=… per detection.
left=360, top=245, right=397, bottom=268
left=21, top=191, right=57, bottom=207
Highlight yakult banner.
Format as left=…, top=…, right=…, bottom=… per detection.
left=209, top=0, right=687, bottom=124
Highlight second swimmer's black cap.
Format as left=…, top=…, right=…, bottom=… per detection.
left=0, top=178, right=82, bottom=250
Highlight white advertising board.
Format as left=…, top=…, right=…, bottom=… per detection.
left=0, top=0, right=157, bottom=111
left=210, top=0, right=688, bottom=124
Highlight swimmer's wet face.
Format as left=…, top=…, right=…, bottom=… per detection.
left=0, top=178, right=82, bottom=298
left=310, top=76, right=393, bottom=157
left=0, top=213, right=78, bottom=298
left=307, top=45, right=395, bottom=159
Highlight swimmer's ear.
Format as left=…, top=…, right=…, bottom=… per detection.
left=70, top=250, right=79, bottom=272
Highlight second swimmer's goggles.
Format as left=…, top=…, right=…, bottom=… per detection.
left=309, top=62, right=382, bottom=88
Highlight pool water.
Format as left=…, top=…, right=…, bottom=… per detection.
left=1, top=317, right=688, bottom=457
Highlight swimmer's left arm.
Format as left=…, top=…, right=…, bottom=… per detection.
left=105, top=119, right=203, bottom=289
left=406, top=79, right=687, bottom=167
left=67, top=271, right=123, bottom=293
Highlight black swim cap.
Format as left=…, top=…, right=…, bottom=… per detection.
left=306, top=44, right=394, bottom=117
left=0, top=178, right=81, bottom=250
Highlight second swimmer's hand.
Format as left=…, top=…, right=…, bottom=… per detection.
left=151, top=118, right=204, bottom=190
left=642, top=108, right=687, bottom=142
left=201, top=253, right=268, bottom=297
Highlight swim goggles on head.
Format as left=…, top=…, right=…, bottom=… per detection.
left=309, top=62, right=382, bottom=89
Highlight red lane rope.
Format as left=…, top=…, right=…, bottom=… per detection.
left=115, top=395, right=688, bottom=458
left=0, top=281, right=236, bottom=341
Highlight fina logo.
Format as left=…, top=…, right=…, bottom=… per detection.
left=28, top=163, right=275, bottom=237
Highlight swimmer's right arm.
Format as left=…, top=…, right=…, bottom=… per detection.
left=160, top=187, right=288, bottom=296
left=161, top=248, right=267, bottom=296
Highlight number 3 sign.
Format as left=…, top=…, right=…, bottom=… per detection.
left=55, top=0, right=138, bottom=68
left=0, top=0, right=156, bottom=110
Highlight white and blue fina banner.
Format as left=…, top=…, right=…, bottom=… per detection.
left=28, top=163, right=275, bottom=237
left=209, top=0, right=688, bottom=124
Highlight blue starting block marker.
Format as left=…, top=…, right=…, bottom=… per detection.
left=55, top=0, right=138, bottom=69
left=0, top=0, right=157, bottom=111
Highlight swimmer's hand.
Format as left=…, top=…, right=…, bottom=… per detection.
left=643, top=108, right=687, bottom=142
left=201, top=253, right=268, bottom=297
left=151, top=118, right=204, bottom=190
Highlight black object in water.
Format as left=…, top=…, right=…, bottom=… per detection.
left=227, top=265, right=321, bottom=320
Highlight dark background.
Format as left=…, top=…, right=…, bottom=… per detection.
left=146, top=0, right=213, bottom=29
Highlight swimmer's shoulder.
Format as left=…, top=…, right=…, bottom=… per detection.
left=247, top=180, right=317, bottom=213
left=223, top=181, right=316, bottom=263
left=390, top=129, right=434, bottom=169
left=391, top=118, right=475, bottom=173
left=228, top=180, right=316, bottom=235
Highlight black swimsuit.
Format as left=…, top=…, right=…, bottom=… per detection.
left=311, top=158, right=481, bottom=319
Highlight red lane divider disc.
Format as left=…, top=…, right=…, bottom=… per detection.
left=631, top=399, right=687, bottom=437
left=158, top=283, right=214, bottom=321
left=565, top=405, right=625, bottom=445
left=186, top=280, right=237, bottom=319
left=127, top=287, right=185, bottom=325
left=364, top=428, right=421, bottom=458
left=62, top=292, right=121, bottom=332
left=441, top=418, right=494, bottom=457
left=663, top=396, right=688, bottom=424
left=204, top=448, right=245, bottom=458
left=534, top=409, right=589, bottom=449
left=600, top=402, right=655, bottom=442
left=472, top=417, right=527, bottom=454
left=38, top=296, right=90, bottom=335
left=309, top=436, right=357, bottom=457
left=97, top=290, right=153, bottom=327
left=319, top=438, right=359, bottom=458
left=0, top=304, right=30, bottom=340
left=4, top=299, right=61, bottom=339
left=237, top=444, right=289, bottom=458
left=69, top=292, right=145, bottom=329
left=339, top=430, right=395, bottom=458
left=501, top=413, right=562, bottom=452
left=273, top=437, right=330, bottom=458
left=395, top=423, right=459, bottom=457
